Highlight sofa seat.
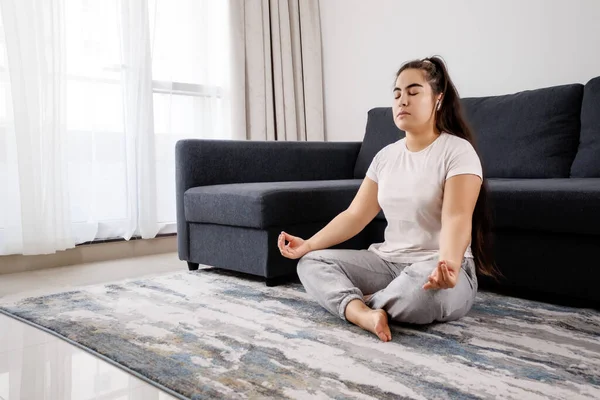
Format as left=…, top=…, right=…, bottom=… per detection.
left=488, top=178, right=600, bottom=235
left=184, top=179, right=363, bottom=229
left=186, top=178, right=600, bottom=236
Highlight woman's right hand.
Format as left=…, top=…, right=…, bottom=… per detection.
left=277, top=231, right=312, bottom=259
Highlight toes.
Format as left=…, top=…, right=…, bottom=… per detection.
left=383, top=327, right=392, bottom=342
left=378, top=331, right=391, bottom=342
left=373, top=310, right=392, bottom=342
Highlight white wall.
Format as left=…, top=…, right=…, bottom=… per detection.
left=319, top=0, right=600, bottom=141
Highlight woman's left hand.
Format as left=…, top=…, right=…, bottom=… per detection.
left=423, top=260, right=459, bottom=290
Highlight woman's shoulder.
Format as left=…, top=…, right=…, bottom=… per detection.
left=375, top=138, right=404, bottom=158
left=440, top=132, right=477, bottom=153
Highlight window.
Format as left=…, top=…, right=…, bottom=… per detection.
left=0, top=0, right=228, bottom=249
left=149, top=0, right=227, bottom=230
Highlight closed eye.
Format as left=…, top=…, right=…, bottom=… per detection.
left=394, top=92, right=418, bottom=99
left=393, top=83, right=423, bottom=97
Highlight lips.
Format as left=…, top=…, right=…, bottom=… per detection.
left=397, top=111, right=410, bottom=118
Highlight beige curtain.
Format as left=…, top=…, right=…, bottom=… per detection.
left=228, top=0, right=325, bottom=141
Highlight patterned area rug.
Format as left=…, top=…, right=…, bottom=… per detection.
left=0, top=268, right=599, bottom=400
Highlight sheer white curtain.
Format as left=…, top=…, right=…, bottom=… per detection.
left=0, top=0, right=74, bottom=255
left=150, top=0, right=229, bottom=230
left=122, top=0, right=159, bottom=239
left=0, top=0, right=229, bottom=256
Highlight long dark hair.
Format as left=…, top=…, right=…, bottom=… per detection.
left=396, top=56, right=502, bottom=280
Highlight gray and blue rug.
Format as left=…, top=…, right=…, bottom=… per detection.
left=0, top=268, right=599, bottom=399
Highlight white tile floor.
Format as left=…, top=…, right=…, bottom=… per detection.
left=0, top=253, right=185, bottom=400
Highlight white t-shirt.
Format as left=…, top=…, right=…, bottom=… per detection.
left=365, top=132, right=483, bottom=263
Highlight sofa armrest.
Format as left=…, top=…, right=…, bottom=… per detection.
left=175, top=139, right=362, bottom=260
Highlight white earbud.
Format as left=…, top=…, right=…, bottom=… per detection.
left=436, top=99, right=441, bottom=111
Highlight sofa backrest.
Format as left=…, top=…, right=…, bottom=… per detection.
left=571, top=76, right=600, bottom=177
left=353, top=108, right=405, bottom=179
left=461, top=84, right=583, bottom=178
left=354, top=84, right=585, bottom=180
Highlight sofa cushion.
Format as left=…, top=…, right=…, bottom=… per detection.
left=571, top=76, right=600, bottom=177
left=353, top=108, right=405, bottom=179
left=487, top=178, right=600, bottom=235
left=184, top=180, right=362, bottom=229
left=461, top=84, right=584, bottom=179
left=185, top=177, right=600, bottom=236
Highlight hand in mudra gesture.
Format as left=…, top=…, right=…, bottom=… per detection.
left=277, top=231, right=312, bottom=260
left=423, top=260, right=459, bottom=290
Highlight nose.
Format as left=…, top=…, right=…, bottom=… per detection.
left=398, top=93, right=408, bottom=107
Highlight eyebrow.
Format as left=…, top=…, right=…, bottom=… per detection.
left=393, top=83, right=423, bottom=92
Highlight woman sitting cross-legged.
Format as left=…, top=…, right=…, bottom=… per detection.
left=277, top=56, right=501, bottom=342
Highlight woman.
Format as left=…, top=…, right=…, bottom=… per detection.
left=277, top=56, right=499, bottom=342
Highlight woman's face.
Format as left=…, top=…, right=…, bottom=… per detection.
left=393, top=68, right=438, bottom=132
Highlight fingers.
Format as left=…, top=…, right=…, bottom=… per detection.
left=279, top=231, right=295, bottom=248
left=423, top=268, right=440, bottom=290
left=278, top=232, right=299, bottom=259
left=278, top=232, right=288, bottom=253
left=282, top=244, right=306, bottom=260
left=423, top=277, right=439, bottom=290
left=438, top=261, right=450, bottom=287
left=442, top=263, right=454, bottom=287
left=423, top=262, right=451, bottom=290
left=439, top=261, right=457, bottom=288
left=280, top=246, right=296, bottom=259
left=424, top=261, right=457, bottom=290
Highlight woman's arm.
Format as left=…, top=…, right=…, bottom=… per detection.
left=279, top=177, right=381, bottom=260
left=439, top=173, right=482, bottom=268
left=306, top=177, right=381, bottom=251
left=423, top=174, right=482, bottom=290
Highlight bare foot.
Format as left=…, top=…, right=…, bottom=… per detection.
left=345, top=299, right=392, bottom=342
left=361, top=309, right=392, bottom=342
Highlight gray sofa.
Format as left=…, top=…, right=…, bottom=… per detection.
left=176, top=76, right=600, bottom=307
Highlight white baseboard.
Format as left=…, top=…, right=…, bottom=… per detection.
left=0, top=236, right=178, bottom=275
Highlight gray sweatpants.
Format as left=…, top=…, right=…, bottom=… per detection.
left=297, top=249, right=478, bottom=324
